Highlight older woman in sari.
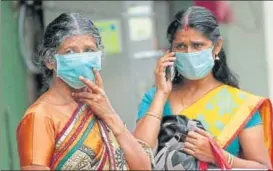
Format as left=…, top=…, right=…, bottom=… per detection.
left=16, top=13, right=152, bottom=170
left=134, top=7, right=273, bottom=169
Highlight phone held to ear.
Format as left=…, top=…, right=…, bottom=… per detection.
left=165, top=47, right=175, bottom=81
left=166, top=65, right=174, bottom=81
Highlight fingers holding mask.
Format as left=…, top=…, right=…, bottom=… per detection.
left=72, top=91, right=102, bottom=103
left=73, top=68, right=107, bottom=105
left=93, top=68, right=103, bottom=88
left=79, top=75, right=104, bottom=95
left=72, top=92, right=94, bottom=100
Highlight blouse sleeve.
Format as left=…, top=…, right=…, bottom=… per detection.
left=16, top=112, right=55, bottom=167
left=137, top=87, right=157, bottom=121
left=137, top=87, right=173, bottom=121
left=244, top=110, right=262, bottom=129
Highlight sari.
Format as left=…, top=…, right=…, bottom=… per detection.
left=17, top=92, right=138, bottom=170
left=179, top=85, right=273, bottom=165
left=137, top=85, right=273, bottom=166
left=49, top=104, right=128, bottom=170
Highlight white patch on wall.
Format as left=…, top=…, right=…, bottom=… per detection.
left=128, top=17, right=153, bottom=42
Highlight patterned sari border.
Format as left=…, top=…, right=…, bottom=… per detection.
left=98, top=120, right=117, bottom=170
left=223, top=98, right=265, bottom=149
left=266, top=100, right=273, bottom=166
left=56, top=105, right=87, bottom=148
left=266, top=99, right=273, bottom=166
left=50, top=110, right=91, bottom=168
left=222, top=98, right=273, bottom=165
left=96, top=146, right=108, bottom=170
left=56, top=104, right=84, bottom=141
left=55, top=117, right=97, bottom=170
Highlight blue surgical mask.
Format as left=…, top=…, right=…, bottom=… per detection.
left=175, top=48, right=214, bottom=80
left=54, top=51, right=102, bottom=89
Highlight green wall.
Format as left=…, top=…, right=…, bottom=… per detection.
left=1, top=1, right=29, bottom=169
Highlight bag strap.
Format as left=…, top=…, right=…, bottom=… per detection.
left=199, top=137, right=231, bottom=170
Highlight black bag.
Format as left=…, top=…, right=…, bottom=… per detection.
left=153, top=115, right=230, bottom=170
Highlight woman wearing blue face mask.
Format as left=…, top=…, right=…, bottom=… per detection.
left=16, top=13, right=152, bottom=170
left=134, top=6, right=273, bottom=169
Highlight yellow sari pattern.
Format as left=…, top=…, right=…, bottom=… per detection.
left=180, top=85, right=273, bottom=165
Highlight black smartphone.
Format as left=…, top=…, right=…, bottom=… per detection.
left=166, top=65, right=174, bottom=81
left=165, top=46, right=175, bottom=81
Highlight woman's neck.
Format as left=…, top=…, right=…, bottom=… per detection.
left=48, top=77, right=78, bottom=105
left=182, top=72, right=222, bottom=94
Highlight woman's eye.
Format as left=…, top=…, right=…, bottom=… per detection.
left=84, top=48, right=95, bottom=52
left=176, top=44, right=186, bottom=49
left=65, top=49, right=75, bottom=54
left=193, top=43, right=202, bottom=49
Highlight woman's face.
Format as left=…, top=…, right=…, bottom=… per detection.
left=47, top=35, right=97, bottom=71
left=46, top=35, right=99, bottom=89
left=172, top=28, right=217, bottom=54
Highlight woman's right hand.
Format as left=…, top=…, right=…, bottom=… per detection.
left=154, top=51, right=176, bottom=95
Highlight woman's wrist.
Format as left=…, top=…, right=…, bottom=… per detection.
left=221, top=150, right=234, bottom=167
left=209, top=153, right=217, bottom=165
left=145, top=89, right=169, bottom=120
left=155, top=89, right=169, bottom=101
left=103, top=114, right=127, bottom=137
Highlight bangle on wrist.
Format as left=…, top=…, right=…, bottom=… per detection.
left=227, top=152, right=234, bottom=166
left=146, top=112, right=162, bottom=121
left=230, top=154, right=234, bottom=166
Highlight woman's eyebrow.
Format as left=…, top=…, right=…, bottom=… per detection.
left=174, top=42, right=186, bottom=46
left=190, top=40, right=205, bottom=44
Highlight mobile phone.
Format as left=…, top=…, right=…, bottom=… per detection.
left=166, top=65, right=174, bottom=81
left=165, top=47, right=175, bottom=81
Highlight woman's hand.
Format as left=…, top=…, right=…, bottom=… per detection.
left=72, top=68, right=117, bottom=120
left=154, top=50, right=176, bottom=95
left=184, top=128, right=216, bottom=164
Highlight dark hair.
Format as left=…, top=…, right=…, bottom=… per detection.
left=36, top=12, right=103, bottom=90
left=167, top=6, right=239, bottom=88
